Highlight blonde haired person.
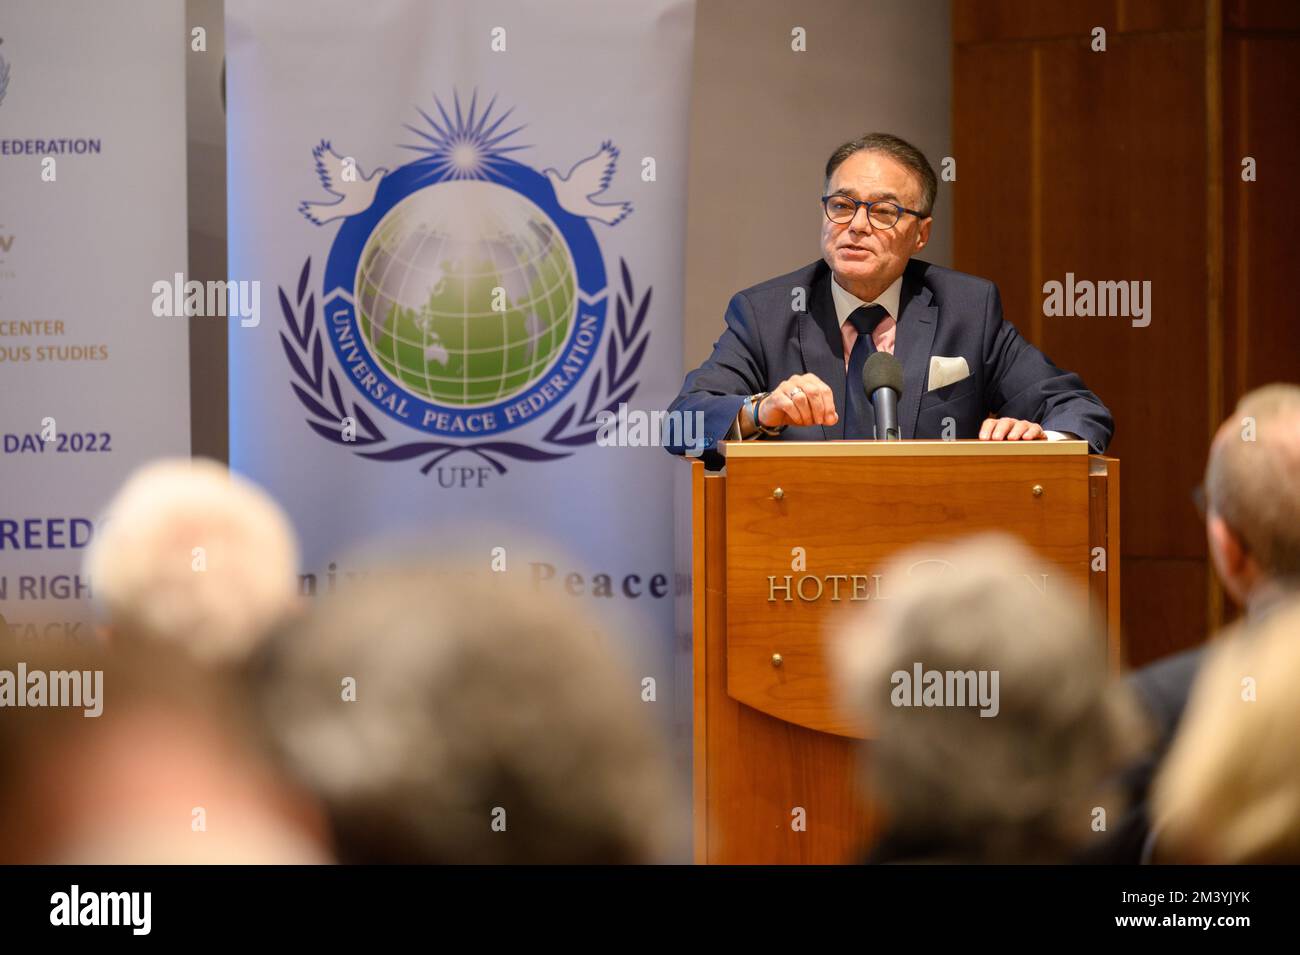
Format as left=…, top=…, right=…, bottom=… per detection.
left=1151, top=598, right=1300, bottom=863
left=84, top=458, right=300, bottom=664
left=835, top=533, right=1146, bottom=863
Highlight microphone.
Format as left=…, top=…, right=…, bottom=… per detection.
left=862, top=352, right=903, bottom=441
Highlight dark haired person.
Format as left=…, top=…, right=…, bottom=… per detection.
left=667, top=132, right=1111, bottom=468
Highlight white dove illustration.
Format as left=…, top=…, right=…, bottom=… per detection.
left=299, top=140, right=388, bottom=225
left=543, top=141, right=633, bottom=226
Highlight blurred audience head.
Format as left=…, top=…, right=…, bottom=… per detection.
left=1204, top=383, right=1300, bottom=608
left=835, top=533, right=1146, bottom=863
left=249, top=562, right=684, bottom=864
left=83, top=457, right=300, bottom=664
left=1152, top=598, right=1300, bottom=863
left=0, top=636, right=329, bottom=863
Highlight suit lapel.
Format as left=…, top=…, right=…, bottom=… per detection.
left=798, top=268, right=847, bottom=440
left=893, top=271, right=938, bottom=440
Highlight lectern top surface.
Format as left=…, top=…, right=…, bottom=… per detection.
left=721, top=439, right=1090, bottom=458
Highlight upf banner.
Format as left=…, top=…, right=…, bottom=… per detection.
left=0, top=0, right=190, bottom=639
left=225, top=0, right=696, bottom=726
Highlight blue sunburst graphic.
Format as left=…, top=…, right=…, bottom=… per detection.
left=399, top=89, right=531, bottom=184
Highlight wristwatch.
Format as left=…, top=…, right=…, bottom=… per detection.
left=749, top=392, right=787, bottom=438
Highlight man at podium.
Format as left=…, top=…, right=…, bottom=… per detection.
left=667, top=132, right=1113, bottom=469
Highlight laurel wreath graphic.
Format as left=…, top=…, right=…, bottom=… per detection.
left=0, top=55, right=10, bottom=108
left=279, top=257, right=651, bottom=476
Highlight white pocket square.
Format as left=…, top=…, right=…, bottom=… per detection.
left=927, top=355, right=971, bottom=392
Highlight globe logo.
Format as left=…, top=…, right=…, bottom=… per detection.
left=311, top=96, right=625, bottom=447
left=354, top=179, right=577, bottom=407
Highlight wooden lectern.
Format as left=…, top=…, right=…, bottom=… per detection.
left=689, top=440, right=1120, bottom=864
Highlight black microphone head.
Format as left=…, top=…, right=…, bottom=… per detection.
left=863, top=351, right=904, bottom=395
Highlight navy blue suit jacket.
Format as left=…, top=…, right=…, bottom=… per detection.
left=668, top=257, right=1113, bottom=468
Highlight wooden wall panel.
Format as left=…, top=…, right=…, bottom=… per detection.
left=953, top=0, right=1201, bottom=44
left=953, top=1, right=1299, bottom=665
left=1222, top=35, right=1300, bottom=406
left=1226, top=0, right=1300, bottom=31
left=1123, top=558, right=1214, bottom=666
left=951, top=43, right=1034, bottom=338
left=1033, top=33, right=1208, bottom=562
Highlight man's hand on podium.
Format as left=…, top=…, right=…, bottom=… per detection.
left=758, top=374, right=839, bottom=429
left=736, top=384, right=1053, bottom=442
left=979, top=416, right=1046, bottom=441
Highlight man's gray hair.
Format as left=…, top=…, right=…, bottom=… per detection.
left=1205, top=383, right=1300, bottom=581
left=824, top=132, right=938, bottom=216
left=834, top=534, right=1146, bottom=862
left=250, top=561, right=684, bottom=864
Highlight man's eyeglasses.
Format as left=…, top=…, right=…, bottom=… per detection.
left=822, top=194, right=928, bottom=229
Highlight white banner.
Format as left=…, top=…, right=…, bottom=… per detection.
left=0, top=0, right=191, bottom=641
left=225, top=0, right=696, bottom=738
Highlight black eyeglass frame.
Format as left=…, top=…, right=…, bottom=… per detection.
left=821, top=193, right=929, bottom=228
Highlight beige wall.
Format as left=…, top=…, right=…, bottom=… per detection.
left=681, top=0, right=951, bottom=368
